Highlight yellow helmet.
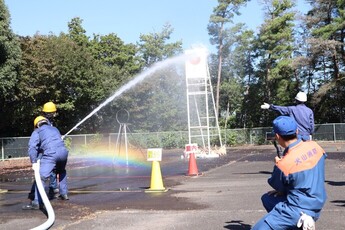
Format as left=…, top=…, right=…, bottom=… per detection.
left=42, top=102, right=57, bottom=113
left=34, top=116, right=48, bottom=128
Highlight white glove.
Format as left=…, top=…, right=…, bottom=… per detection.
left=32, top=162, right=39, bottom=171
left=261, top=102, right=270, bottom=109
left=297, top=212, right=315, bottom=230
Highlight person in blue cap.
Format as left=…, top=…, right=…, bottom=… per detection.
left=261, top=92, right=314, bottom=141
left=252, top=116, right=327, bottom=230
left=22, top=116, right=69, bottom=210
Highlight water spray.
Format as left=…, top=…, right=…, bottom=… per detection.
left=62, top=53, right=189, bottom=139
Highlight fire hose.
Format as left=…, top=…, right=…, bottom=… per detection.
left=30, top=160, right=55, bottom=230
left=273, top=140, right=282, bottom=158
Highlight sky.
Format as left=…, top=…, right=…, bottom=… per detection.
left=4, top=0, right=308, bottom=51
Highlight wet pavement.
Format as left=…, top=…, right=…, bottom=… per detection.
left=0, top=142, right=344, bottom=229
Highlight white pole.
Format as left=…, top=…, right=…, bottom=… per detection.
left=124, top=124, right=128, bottom=166
left=186, top=80, right=191, bottom=144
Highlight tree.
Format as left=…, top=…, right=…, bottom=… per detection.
left=90, top=33, right=142, bottom=82
left=210, top=23, right=255, bottom=128
left=0, top=0, right=21, bottom=136
left=114, top=24, right=186, bottom=132
left=67, top=17, right=89, bottom=46
left=17, top=34, right=107, bottom=135
left=137, top=23, right=182, bottom=68
left=207, top=0, right=249, bottom=118
left=226, top=25, right=255, bottom=128
left=254, top=0, right=296, bottom=126
left=304, top=0, right=345, bottom=122
left=87, top=33, right=143, bottom=132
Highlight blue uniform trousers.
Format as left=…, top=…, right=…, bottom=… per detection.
left=33, top=147, right=68, bottom=205
left=252, top=193, right=301, bottom=230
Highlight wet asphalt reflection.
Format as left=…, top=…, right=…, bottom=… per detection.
left=1, top=146, right=343, bottom=223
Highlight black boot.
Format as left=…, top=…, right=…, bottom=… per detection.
left=58, top=194, right=69, bottom=200
left=48, top=188, right=60, bottom=199
left=27, top=192, right=35, bottom=201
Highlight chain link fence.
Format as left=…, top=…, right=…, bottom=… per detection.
left=1, top=123, right=345, bottom=160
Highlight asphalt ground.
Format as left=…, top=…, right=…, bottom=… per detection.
left=0, top=142, right=344, bottom=230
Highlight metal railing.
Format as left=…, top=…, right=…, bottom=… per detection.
left=1, top=123, right=345, bottom=160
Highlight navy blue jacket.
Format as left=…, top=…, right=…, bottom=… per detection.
left=270, top=104, right=314, bottom=136
left=28, top=124, right=66, bottom=163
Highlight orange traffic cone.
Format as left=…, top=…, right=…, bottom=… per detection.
left=186, top=152, right=201, bottom=176
left=145, top=161, right=168, bottom=193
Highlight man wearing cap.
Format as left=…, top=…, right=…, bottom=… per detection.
left=252, top=116, right=327, bottom=230
left=23, top=116, right=69, bottom=210
left=42, top=101, right=59, bottom=198
left=261, top=92, right=314, bottom=141
left=27, top=102, right=60, bottom=201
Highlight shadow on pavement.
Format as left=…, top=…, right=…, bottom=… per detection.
left=224, top=220, right=251, bottom=230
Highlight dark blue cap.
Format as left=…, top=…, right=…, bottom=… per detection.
left=272, top=116, right=297, bottom=136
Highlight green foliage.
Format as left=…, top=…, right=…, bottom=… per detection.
left=16, top=34, right=107, bottom=134
left=67, top=17, right=89, bottom=46
left=208, top=0, right=249, bottom=47
left=223, top=130, right=238, bottom=146
left=161, top=132, right=186, bottom=149
left=144, top=134, right=161, bottom=148
left=253, top=0, right=297, bottom=126
left=137, top=23, right=183, bottom=67
left=304, top=0, right=345, bottom=122
left=208, top=0, right=251, bottom=118
left=109, top=24, right=187, bottom=133
left=87, top=133, right=103, bottom=146
left=1, top=0, right=345, bottom=137
left=127, top=131, right=188, bottom=149
left=0, top=0, right=21, bottom=97
left=10, top=17, right=146, bottom=136
left=90, top=33, right=142, bottom=76
left=63, top=137, right=72, bottom=151
left=112, top=67, right=188, bottom=133
left=0, top=0, right=22, bottom=136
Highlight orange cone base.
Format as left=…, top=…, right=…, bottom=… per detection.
left=186, top=172, right=203, bottom=177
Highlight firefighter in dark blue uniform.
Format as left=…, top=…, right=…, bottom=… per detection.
left=23, top=116, right=69, bottom=210
left=252, top=116, right=326, bottom=230
left=261, top=92, right=314, bottom=141
left=28, top=102, right=59, bottom=200
left=42, top=102, right=60, bottom=198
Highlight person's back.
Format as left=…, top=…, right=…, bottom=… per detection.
left=34, top=125, right=66, bottom=152
left=269, top=140, right=327, bottom=216
left=24, top=116, right=69, bottom=210
left=270, top=103, right=314, bottom=139
left=41, top=101, right=59, bottom=198
left=252, top=116, right=326, bottom=230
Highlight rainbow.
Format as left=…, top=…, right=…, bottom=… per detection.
left=69, top=144, right=151, bottom=169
